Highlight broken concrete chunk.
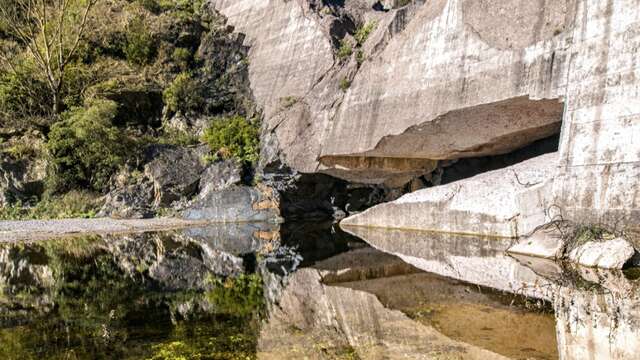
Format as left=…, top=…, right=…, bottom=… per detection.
left=568, top=238, right=636, bottom=270
left=508, top=228, right=565, bottom=259
left=341, top=152, right=557, bottom=238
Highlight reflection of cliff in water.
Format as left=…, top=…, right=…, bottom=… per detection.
left=1, top=224, right=640, bottom=359
left=341, top=226, right=640, bottom=359
left=0, top=227, right=270, bottom=359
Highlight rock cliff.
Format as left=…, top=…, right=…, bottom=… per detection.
left=208, top=0, right=640, bottom=239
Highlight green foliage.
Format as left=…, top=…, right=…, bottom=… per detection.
left=172, top=47, right=192, bottom=70
left=46, top=100, right=127, bottom=192
left=202, top=116, right=260, bottom=163
left=137, top=0, right=162, bottom=14
left=356, top=50, right=365, bottom=65
left=339, top=77, right=351, bottom=91
left=206, top=274, right=264, bottom=317
left=354, top=21, right=376, bottom=46
left=157, top=127, right=199, bottom=146
left=124, top=19, right=156, bottom=66
left=0, top=191, right=101, bottom=220
left=163, top=72, right=204, bottom=114
left=0, top=59, right=52, bottom=119
left=157, top=0, right=206, bottom=16
left=337, top=39, right=353, bottom=60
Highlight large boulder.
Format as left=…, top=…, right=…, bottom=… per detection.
left=144, top=144, right=208, bottom=207
left=213, top=0, right=567, bottom=185
left=0, top=154, right=46, bottom=207
left=183, top=184, right=281, bottom=223
left=342, top=152, right=557, bottom=238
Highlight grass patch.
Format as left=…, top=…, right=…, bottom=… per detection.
left=339, top=77, right=351, bottom=91
left=337, top=39, right=353, bottom=61
left=0, top=191, right=102, bottom=220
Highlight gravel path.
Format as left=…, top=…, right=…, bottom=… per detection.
left=0, top=218, right=212, bottom=242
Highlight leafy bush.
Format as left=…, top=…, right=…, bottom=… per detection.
left=202, top=115, right=260, bottom=163
left=339, top=77, right=351, bottom=91
left=157, top=0, right=205, bottom=16
left=124, top=19, right=156, bottom=66
left=137, top=0, right=161, bottom=14
left=337, top=39, right=352, bottom=60
left=354, top=21, right=376, bottom=46
left=0, top=59, right=52, bottom=119
left=171, top=47, right=192, bottom=70
left=356, top=50, right=365, bottom=65
left=47, top=100, right=127, bottom=192
left=163, top=72, right=204, bottom=114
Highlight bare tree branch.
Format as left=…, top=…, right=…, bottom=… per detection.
left=0, top=0, right=97, bottom=114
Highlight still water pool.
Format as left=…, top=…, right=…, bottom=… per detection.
left=0, top=222, right=638, bottom=359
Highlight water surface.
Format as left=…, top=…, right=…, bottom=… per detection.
left=0, top=222, right=638, bottom=359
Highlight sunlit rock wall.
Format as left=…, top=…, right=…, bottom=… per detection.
left=211, top=0, right=640, bottom=230
left=552, top=0, right=640, bottom=229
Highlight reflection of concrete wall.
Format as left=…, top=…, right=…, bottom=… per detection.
left=341, top=227, right=557, bottom=300
left=554, top=268, right=640, bottom=360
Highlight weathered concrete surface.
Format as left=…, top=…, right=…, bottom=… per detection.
left=210, top=0, right=640, bottom=235
left=342, top=153, right=557, bottom=238
left=551, top=0, right=640, bottom=229
left=568, top=238, right=636, bottom=269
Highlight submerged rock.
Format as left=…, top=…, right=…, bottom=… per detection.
left=568, top=238, right=636, bottom=270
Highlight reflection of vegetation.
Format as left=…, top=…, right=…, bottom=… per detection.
left=207, top=274, right=265, bottom=317
left=147, top=320, right=259, bottom=360
left=0, top=236, right=264, bottom=359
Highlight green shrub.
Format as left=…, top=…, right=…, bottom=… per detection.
left=354, top=21, right=376, bottom=46
left=356, top=50, right=365, bottom=65
left=0, top=59, right=52, bottom=119
left=337, top=39, right=353, bottom=60
left=157, top=0, right=205, bottom=16
left=137, top=0, right=161, bottom=13
left=47, top=100, right=127, bottom=192
left=202, top=115, right=260, bottom=163
left=171, top=47, right=191, bottom=70
left=124, top=19, right=156, bottom=66
left=163, top=72, right=204, bottom=114
left=339, top=77, right=351, bottom=91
